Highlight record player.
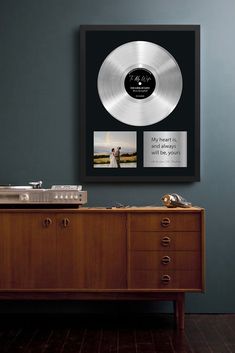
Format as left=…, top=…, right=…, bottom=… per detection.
left=0, top=181, right=87, bottom=208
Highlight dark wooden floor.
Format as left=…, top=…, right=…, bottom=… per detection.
left=0, top=314, right=234, bottom=353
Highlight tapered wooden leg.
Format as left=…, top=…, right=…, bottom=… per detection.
left=174, top=293, right=185, bottom=330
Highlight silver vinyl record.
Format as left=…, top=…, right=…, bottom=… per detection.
left=97, top=41, right=183, bottom=126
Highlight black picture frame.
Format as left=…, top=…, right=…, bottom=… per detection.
left=80, top=25, right=200, bottom=182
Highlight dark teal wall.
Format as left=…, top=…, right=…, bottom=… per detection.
left=1, top=0, right=235, bottom=313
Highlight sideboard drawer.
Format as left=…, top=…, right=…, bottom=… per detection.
left=130, top=251, right=201, bottom=271
left=129, top=232, right=200, bottom=251
left=129, top=270, right=202, bottom=290
left=130, top=213, right=201, bottom=231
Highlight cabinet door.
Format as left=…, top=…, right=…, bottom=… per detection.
left=56, top=213, right=127, bottom=289
left=0, top=212, right=57, bottom=289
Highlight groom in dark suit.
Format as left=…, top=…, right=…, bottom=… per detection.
left=115, top=147, right=121, bottom=168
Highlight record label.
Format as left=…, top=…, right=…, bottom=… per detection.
left=124, top=68, right=156, bottom=99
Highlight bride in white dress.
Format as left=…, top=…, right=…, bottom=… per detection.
left=110, top=148, right=118, bottom=168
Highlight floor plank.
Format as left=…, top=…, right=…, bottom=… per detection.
left=26, top=328, right=52, bottom=353
left=99, top=329, right=117, bottom=353
left=61, top=328, right=85, bottom=353
left=42, top=329, right=69, bottom=353
left=6, top=328, right=37, bottom=353
left=0, top=329, right=22, bottom=353
left=0, top=314, right=234, bottom=353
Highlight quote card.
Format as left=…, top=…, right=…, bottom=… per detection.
left=143, top=131, right=187, bottom=168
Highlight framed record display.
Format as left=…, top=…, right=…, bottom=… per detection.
left=80, top=25, right=200, bottom=182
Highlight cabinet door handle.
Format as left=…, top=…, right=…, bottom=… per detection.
left=161, top=217, right=171, bottom=227
left=62, top=218, right=70, bottom=228
left=161, top=255, right=171, bottom=265
left=161, top=236, right=171, bottom=247
left=43, top=218, right=52, bottom=227
left=161, top=274, right=171, bottom=284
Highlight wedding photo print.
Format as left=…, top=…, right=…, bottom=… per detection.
left=93, top=131, right=137, bottom=168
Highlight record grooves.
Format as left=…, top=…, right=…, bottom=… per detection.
left=97, top=41, right=183, bottom=126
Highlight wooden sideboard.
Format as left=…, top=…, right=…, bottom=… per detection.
left=0, top=207, right=205, bottom=329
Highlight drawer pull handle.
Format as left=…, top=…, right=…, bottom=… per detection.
left=43, top=218, right=52, bottom=227
left=161, top=256, right=171, bottom=265
left=161, top=236, right=171, bottom=247
left=161, top=274, right=171, bottom=284
left=161, top=217, right=171, bottom=227
left=62, top=218, right=70, bottom=228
